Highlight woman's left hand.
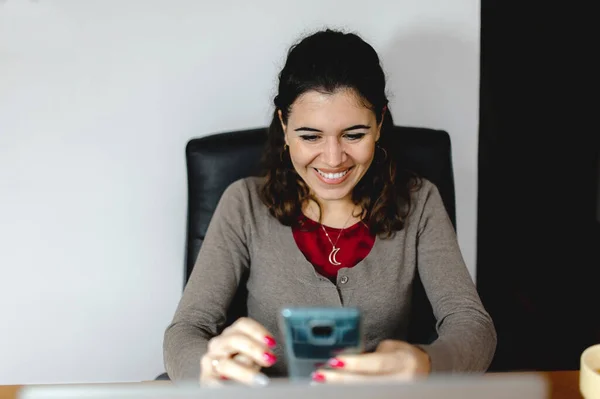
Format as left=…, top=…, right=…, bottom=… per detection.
left=312, top=340, right=431, bottom=383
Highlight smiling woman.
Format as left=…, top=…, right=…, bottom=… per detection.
left=280, top=89, right=380, bottom=215
left=260, top=29, right=413, bottom=238
left=163, top=28, right=497, bottom=387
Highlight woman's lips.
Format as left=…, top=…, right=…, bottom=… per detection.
left=313, top=167, right=353, bottom=185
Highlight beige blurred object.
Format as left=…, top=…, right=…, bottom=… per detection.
left=580, top=344, right=600, bottom=399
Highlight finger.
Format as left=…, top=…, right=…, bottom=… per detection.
left=209, top=332, right=277, bottom=368
left=199, top=355, right=227, bottom=385
left=226, top=317, right=277, bottom=349
left=312, top=369, right=412, bottom=384
left=200, top=354, right=260, bottom=385
left=326, top=352, right=413, bottom=375
left=233, top=353, right=261, bottom=371
left=214, top=357, right=270, bottom=387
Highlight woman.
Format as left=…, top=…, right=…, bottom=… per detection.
left=163, top=28, right=497, bottom=386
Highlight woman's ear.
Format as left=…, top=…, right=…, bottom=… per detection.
left=278, top=109, right=287, bottom=134
left=278, top=109, right=290, bottom=146
left=375, top=106, right=387, bottom=141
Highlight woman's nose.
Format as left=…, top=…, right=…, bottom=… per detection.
left=322, top=139, right=346, bottom=167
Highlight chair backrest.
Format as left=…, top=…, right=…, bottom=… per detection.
left=184, top=126, right=456, bottom=343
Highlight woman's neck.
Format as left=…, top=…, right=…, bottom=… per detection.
left=303, top=199, right=363, bottom=229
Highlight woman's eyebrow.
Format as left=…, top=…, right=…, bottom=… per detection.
left=294, top=124, right=370, bottom=132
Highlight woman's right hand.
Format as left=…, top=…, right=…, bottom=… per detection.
left=200, top=317, right=277, bottom=386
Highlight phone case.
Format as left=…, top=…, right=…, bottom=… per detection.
left=278, top=307, right=363, bottom=380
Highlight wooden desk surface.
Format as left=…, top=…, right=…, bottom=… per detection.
left=0, top=371, right=582, bottom=399
left=533, top=370, right=581, bottom=399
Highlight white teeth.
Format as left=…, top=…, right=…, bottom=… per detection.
left=317, top=169, right=348, bottom=179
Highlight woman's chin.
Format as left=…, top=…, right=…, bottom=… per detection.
left=309, top=185, right=354, bottom=202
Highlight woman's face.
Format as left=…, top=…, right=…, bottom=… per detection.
left=280, top=89, right=381, bottom=204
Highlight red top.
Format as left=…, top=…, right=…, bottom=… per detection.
left=292, top=215, right=376, bottom=281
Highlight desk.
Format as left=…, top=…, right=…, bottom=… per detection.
left=529, top=371, right=581, bottom=399
left=0, top=371, right=582, bottom=399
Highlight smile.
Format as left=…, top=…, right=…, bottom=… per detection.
left=317, top=169, right=349, bottom=179
left=314, top=167, right=353, bottom=184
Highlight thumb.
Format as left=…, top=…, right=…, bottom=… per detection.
left=331, top=351, right=412, bottom=375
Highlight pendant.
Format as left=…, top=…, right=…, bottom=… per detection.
left=328, top=247, right=341, bottom=266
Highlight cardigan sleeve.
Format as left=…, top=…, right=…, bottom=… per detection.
left=163, top=179, right=251, bottom=381
left=414, top=182, right=497, bottom=373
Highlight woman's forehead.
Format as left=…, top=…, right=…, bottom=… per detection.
left=288, top=90, right=374, bottom=126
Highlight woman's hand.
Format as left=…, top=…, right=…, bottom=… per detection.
left=312, top=340, right=431, bottom=383
left=200, top=317, right=277, bottom=386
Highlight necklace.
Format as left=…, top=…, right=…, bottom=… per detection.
left=320, top=211, right=354, bottom=266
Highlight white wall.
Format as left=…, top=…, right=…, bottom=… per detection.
left=0, top=0, right=480, bottom=384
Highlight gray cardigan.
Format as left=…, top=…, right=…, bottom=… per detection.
left=163, top=177, right=497, bottom=380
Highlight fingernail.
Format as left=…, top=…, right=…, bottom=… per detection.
left=264, top=335, right=277, bottom=348
left=311, top=372, right=326, bottom=382
left=263, top=352, right=277, bottom=365
left=253, top=373, right=270, bottom=386
left=220, top=376, right=228, bottom=380
left=328, top=358, right=345, bottom=368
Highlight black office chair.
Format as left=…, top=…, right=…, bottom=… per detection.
left=156, top=125, right=456, bottom=380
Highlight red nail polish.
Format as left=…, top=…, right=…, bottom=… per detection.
left=311, top=372, right=326, bottom=382
left=220, top=376, right=228, bottom=380
left=264, top=335, right=277, bottom=348
left=328, top=358, right=345, bottom=368
left=263, top=352, right=277, bottom=365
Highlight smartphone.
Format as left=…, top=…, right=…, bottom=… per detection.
left=278, top=307, right=363, bottom=380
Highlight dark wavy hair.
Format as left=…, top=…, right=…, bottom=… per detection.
left=259, top=28, right=421, bottom=238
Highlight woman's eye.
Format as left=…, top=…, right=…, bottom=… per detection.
left=300, top=135, right=320, bottom=142
left=345, top=133, right=366, bottom=141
